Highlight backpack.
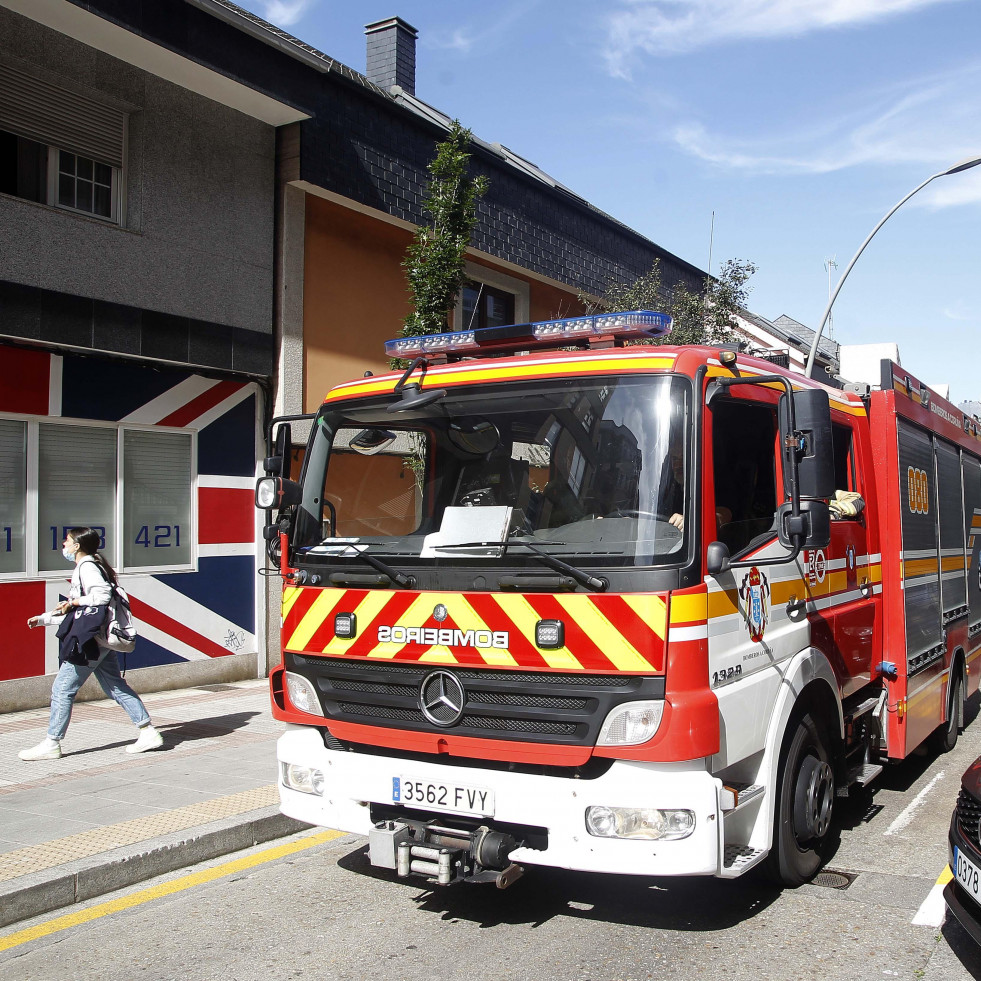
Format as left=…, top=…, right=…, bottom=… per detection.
left=88, top=559, right=138, bottom=653
left=102, top=582, right=138, bottom=653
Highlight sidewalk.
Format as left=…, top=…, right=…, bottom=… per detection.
left=0, top=678, right=307, bottom=928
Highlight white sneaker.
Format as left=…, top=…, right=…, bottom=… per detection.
left=19, top=737, right=62, bottom=761
left=126, top=725, right=163, bottom=754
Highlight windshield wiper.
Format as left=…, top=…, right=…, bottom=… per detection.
left=307, top=543, right=416, bottom=588
left=433, top=539, right=608, bottom=592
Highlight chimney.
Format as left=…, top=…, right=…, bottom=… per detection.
left=365, top=17, right=418, bottom=95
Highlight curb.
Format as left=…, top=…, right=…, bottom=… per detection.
left=0, top=806, right=310, bottom=929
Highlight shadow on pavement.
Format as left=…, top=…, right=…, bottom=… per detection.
left=336, top=844, right=781, bottom=930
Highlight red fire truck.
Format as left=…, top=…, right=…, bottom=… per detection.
left=257, top=311, right=978, bottom=888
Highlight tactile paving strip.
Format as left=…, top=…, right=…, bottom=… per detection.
left=0, top=784, right=278, bottom=883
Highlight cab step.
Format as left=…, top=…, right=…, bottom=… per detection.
left=721, top=844, right=766, bottom=877
left=840, top=762, right=883, bottom=796
left=720, top=783, right=765, bottom=813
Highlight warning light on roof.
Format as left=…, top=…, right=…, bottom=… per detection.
left=384, top=310, right=672, bottom=360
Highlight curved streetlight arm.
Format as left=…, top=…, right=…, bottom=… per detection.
left=804, top=154, right=981, bottom=379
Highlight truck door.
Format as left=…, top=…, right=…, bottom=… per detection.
left=705, top=394, right=811, bottom=766
left=817, top=421, right=877, bottom=698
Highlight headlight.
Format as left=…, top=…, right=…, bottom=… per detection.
left=585, top=806, right=695, bottom=841
left=285, top=671, right=323, bottom=717
left=281, top=762, right=324, bottom=795
left=597, top=701, right=663, bottom=746
left=256, top=477, right=279, bottom=509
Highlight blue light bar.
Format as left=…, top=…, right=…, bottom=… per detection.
left=384, top=310, right=672, bottom=359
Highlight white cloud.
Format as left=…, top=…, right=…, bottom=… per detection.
left=249, top=1, right=316, bottom=28
left=602, top=0, right=963, bottom=73
left=665, top=63, right=981, bottom=203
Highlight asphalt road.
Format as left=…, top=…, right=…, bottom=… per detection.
left=4, top=710, right=981, bottom=981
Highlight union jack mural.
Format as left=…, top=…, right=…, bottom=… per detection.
left=0, top=345, right=261, bottom=683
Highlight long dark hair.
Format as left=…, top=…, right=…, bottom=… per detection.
left=68, top=527, right=118, bottom=586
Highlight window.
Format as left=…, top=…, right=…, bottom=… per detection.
left=462, top=282, right=515, bottom=330
left=0, top=417, right=195, bottom=578
left=0, top=129, right=120, bottom=222
left=0, top=64, right=126, bottom=224
left=452, top=262, right=530, bottom=332
left=0, top=420, right=27, bottom=574
left=123, top=431, right=192, bottom=567
left=711, top=398, right=779, bottom=555
left=0, top=130, right=47, bottom=204
left=57, top=150, right=116, bottom=220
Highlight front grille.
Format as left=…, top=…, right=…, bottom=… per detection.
left=288, top=653, right=664, bottom=747
left=957, top=788, right=981, bottom=849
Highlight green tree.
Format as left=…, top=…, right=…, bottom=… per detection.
left=580, top=258, right=757, bottom=346
left=397, top=120, right=488, bottom=356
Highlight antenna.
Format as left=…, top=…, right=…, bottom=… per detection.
left=824, top=257, right=838, bottom=339
left=708, top=211, right=715, bottom=277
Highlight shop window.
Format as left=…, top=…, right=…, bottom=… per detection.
left=38, top=424, right=117, bottom=573
left=123, top=431, right=192, bottom=568
left=2, top=417, right=195, bottom=578
left=0, top=419, right=27, bottom=574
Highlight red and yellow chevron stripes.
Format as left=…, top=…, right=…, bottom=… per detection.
left=282, top=586, right=668, bottom=674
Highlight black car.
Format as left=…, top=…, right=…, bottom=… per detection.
left=947, top=755, right=981, bottom=943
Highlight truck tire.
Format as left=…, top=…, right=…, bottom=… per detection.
left=930, top=669, right=963, bottom=754
left=765, top=711, right=835, bottom=887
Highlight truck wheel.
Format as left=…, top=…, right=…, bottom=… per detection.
left=930, top=669, right=963, bottom=754
left=765, top=712, right=834, bottom=887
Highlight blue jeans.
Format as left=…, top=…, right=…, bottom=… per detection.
left=48, top=649, right=150, bottom=740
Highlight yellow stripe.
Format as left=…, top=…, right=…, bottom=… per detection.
left=326, top=354, right=678, bottom=402
left=0, top=830, right=341, bottom=954
left=939, top=865, right=953, bottom=885
left=622, top=594, right=667, bottom=640
left=669, top=593, right=708, bottom=624
left=286, top=589, right=344, bottom=651
left=282, top=586, right=303, bottom=619
left=554, top=595, right=650, bottom=671
left=491, top=593, right=583, bottom=670
left=708, top=588, right=739, bottom=619
left=322, top=590, right=393, bottom=655
left=903, top=557, right=939, bottom=578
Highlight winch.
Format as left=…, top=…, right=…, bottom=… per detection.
left=368, top=818, right=524, bottom=888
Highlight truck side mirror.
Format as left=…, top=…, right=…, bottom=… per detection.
left=776, top=500, right=830, bottom=549
left=780, top=389, right=834, bottom=500
left=706, top=541, right=731, bottom=576
left=264, top=424, right=293, bottom=478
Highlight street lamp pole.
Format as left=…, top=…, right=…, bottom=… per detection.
left=804, top=154, right=981, bottom=379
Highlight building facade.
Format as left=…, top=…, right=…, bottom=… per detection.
left=2, top=0, right=714, bottom=707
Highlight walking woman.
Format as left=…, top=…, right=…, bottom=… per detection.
left=19, top=527, right=163, bottom=761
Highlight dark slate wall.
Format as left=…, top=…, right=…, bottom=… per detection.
left=72, top=0, right=706, bottom=299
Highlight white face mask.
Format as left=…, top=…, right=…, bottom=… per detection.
left=62, top=543, right=76, bottom=562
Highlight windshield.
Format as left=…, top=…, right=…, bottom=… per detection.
left=295, top=374, right=692, bottom=569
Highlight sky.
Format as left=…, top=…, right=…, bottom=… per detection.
left=234, top=0, right=981, bottom=403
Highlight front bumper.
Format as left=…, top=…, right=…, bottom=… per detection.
left=276, top=724, right=724, bottom=877
left=947, top=810, right=981, bottom=946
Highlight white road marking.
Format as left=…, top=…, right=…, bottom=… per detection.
left=885, top=771, right=945, bottom=836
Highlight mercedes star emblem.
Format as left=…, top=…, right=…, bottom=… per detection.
left=420, top=670, right=466, bottom=727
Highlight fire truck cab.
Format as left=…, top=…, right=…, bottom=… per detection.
left=258, top=311, right=977, bottom=888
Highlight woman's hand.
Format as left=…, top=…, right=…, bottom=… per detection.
left=56, top=600, right=72, bottom=615
left=27, top=616, right=42, bottom=628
